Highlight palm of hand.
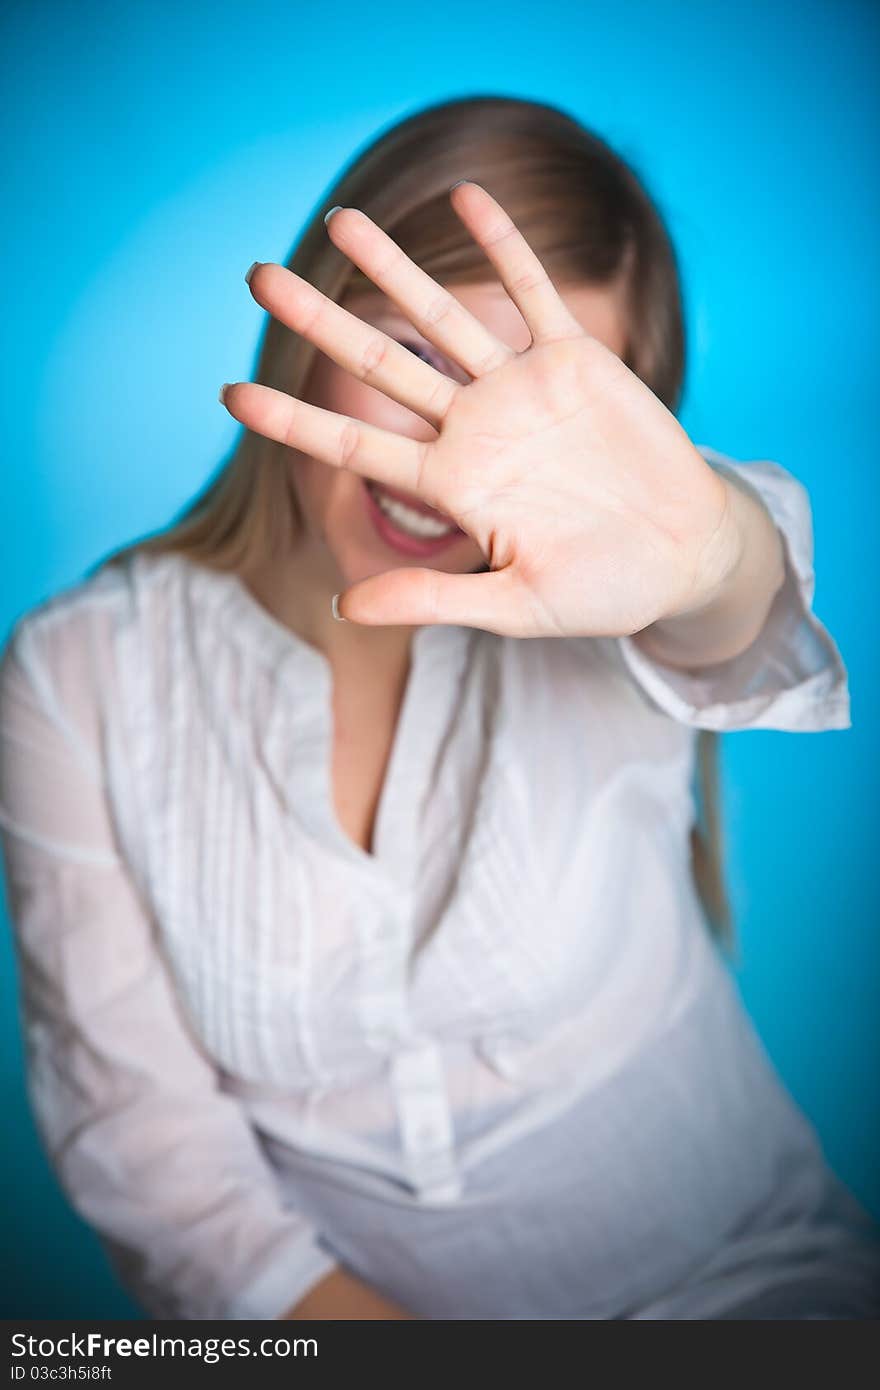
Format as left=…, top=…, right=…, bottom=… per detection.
left=425, top=333, right=728, bottom=637
left=220, top=182, right=734, bottom=638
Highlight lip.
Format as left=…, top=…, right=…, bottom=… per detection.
left=361, top=478, right=466, bottom=557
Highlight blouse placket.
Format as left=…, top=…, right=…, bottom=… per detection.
left=208, top=567, right=470, bottom=1203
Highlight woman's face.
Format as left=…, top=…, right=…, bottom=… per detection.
left=288, top=277, right=630, bottom=590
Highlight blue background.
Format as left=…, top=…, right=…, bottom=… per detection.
left=2, top=0, right=878, bottom=1317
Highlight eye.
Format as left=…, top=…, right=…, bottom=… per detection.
left=397, top=338, right=446, bottom=371
left=391, top=333, right=471, bottom=386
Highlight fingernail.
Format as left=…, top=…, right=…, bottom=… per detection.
left=244, top=261, right=260, bottom=285
left=331, top=592, right=348, bottom=622
left=450, top=179, right=471, bottom=192
left=324, top=205, right=343, bottom=226
left=218, top=383, right=230, bottom=404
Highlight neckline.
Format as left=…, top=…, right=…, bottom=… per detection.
left=174, top=552, right=468, bottom=678
left=164, top=550, right=479, bottom=885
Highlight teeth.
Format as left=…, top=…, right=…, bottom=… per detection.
left=368, top=482, right=456, bottom=539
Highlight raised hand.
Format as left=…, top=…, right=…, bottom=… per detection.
left=218, top=181, right=742, bottom=639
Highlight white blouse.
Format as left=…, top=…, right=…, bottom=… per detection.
left=2, top=444, right=878, bottom=1321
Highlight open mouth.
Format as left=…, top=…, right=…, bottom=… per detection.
left=364, top=479, right=462, bottom=540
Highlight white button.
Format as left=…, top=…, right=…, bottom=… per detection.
left=391, top=1042, right=456, bottom=1157
left=404, top=1146, right=461, bottom=1200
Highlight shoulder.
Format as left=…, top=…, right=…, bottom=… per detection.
left=0, top=550, right=188, bottom=732
left=3, top=547, right=190, bottom=650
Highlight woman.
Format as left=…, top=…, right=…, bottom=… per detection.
left=1, top=95, right=878, bottom=1320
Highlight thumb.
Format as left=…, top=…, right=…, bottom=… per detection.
left=332, top=565, right=520, bottom=635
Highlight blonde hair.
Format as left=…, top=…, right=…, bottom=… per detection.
left=96, top=94, right=734, bottom=955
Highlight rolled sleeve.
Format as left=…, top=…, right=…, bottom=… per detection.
left=615, top=446, right=852, bottom=733
left=0, top=618, right=340, bottom=1320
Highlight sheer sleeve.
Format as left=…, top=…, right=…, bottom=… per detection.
left=614, top=446, right=851, bottom=732
left=0, top=613, right=340, bottom=1320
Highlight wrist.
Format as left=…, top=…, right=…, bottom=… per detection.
left=668, top=473, right=747, bottom=623
left=631, top=473, right=785, bottom=670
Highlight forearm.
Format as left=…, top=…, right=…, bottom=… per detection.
left=630, top=471, right=786, bottom=671
left=278, top=1266, right=417, bottom=1320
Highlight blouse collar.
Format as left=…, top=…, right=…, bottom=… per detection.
left=174, top=554, right=469, bottom=679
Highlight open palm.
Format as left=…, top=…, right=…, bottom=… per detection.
left=219, top=181, right=738, bottom=638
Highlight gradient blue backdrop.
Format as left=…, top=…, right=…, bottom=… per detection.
left=2, top=0, right=878, bottom=1318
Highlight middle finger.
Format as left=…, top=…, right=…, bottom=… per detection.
left=324, top=205, right=518, bottom=379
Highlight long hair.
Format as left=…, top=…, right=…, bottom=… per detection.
left=95, top=94, right=734, bottom=955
